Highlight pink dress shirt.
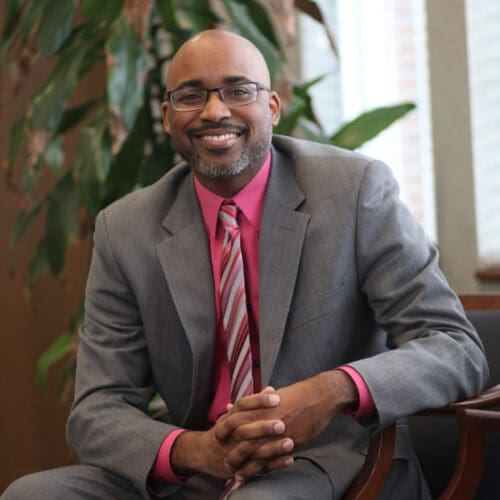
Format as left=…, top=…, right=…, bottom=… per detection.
left=149, top=152, right=374, bottom=485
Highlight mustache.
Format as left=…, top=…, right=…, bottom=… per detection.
left=188, top=123, right=247, bottom=135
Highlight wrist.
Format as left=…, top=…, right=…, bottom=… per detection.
left=320, top=369, right=359, bottom=414
left=170, top=430, right=206, bottom=477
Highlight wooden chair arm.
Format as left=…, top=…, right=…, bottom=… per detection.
left=420, top=384, right=500, bottom=416
left=438, top=407, right=500, bottom=499
left=342, top=426, right=396, bottom=499
left=342, top=386, right=500, bottom=499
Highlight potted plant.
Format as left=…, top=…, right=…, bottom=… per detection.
left=2, top=0, right=414, bottom=396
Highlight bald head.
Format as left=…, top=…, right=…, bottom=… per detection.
left=161, top=29, right=281, bottom=197
left=166, top=30, right=272, bottom=91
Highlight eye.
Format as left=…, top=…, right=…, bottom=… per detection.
left=176, top=89, right=205, bottom=102
left=226, top=85, right=252, bottom=98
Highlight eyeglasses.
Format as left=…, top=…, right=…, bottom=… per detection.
left=166, top=82, right=271, bottom=111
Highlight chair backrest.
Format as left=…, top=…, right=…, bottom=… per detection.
left=458, top=294, right=500, bottom=390
left=410, top=293, right=500, bottom=499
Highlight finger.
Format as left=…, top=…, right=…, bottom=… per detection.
left=260, top=455, right=295, bottom=475
left=216, top=395, right=281, bottom=441
left=250, top=437, right=294, bottom=459
left=225, top=435, right=293, bottom=471
left=261, top=386, right=276, bottom=393
left=224, top=438, right=267, bottom=471
left=232, top=420, right=285, bottom=441
left=232, top=458, right=268, bottom=483
left=234, top=453, right=294, bottom=482
left=233, top=392, right=280, bottom=412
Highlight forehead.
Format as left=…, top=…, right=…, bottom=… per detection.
left=167, top=35, right=270, bottom=89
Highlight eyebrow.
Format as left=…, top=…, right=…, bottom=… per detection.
left=171, top=76, right=254, bottom=91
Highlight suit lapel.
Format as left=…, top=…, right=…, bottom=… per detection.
left=156, top=175, right=216, bottom=426
left=259, top=147, right=310, bottom=386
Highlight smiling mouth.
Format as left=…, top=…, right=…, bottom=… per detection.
left=199, top=132, right=238, bottom=143
left=191, top=127, right=246, bottom=150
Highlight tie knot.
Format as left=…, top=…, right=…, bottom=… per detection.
left=219, top=202, right=239, bottom=232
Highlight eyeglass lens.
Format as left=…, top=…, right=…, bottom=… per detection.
left=171, top=83, right=259, bottom=110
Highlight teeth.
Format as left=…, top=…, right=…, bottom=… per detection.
left=201, top=133, right=237, bottom=142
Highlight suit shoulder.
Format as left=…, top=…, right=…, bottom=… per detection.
left=98, top=162, right=191, bottom=224
left=271, top=135, right=392, bottom=191
left=271, top=134, right=377, bottom=174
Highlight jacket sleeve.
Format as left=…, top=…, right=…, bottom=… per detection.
left=348, top=160, right=489, bottom=428
left=66, top=211, right=180, bottom=498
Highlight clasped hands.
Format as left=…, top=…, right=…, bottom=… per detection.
left=171, top=370, right=356, bottom=483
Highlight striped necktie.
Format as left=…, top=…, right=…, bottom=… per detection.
left=219, top=202, right=254, bottom=403
left=218, top=202, right=253, bottom=499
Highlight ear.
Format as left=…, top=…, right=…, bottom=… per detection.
left=161, top=101, right=171, bottom=135
left=269, top=91, right=281, bottom=126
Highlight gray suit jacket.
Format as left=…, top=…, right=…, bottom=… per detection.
left=67, top=135, right=488, bottom=498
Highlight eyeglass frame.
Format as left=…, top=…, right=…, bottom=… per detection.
left=165, top=81, right=272, bottom=111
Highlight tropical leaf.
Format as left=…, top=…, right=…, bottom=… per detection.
left=43, top=136, right=64, bottom=174
left=1, top=0, right=49, bottom=54
left=2, top=0, right=23, bottom=42
left=9, top=198, right=45, bottom=249
left=74, top=104, right=112, bottom=215
left=104, top=105, right=148, bottom=201
left=106, top=10, right=149, bottom=130
left=297, top=118, right=330, bottom=144
left=27, top=237, right=49, bottom=287
left=30, top=25, right=102, bottom=131
left=156, top=0, right=176, bottom=28
left=330, top=103, right=416, bottom=150
left=45, top=172, right=80, bottom=275
left=294, top=0, right=338, bottom=60
left=7, top=113, right=26, bottom=170
left=36, top=332, right=74, bottom=389
left=176, top=0, right=221, bottom=32
left=22, top=156, right=43, bottom=193
left=274, top=92, right=307, bottom=136
left=56, top=99, right=99, bottom=134
left=228, top=0, right=281, bottom=53
left=274, top=77, right=324, bottom=135
left=81, top=0, right=122, bottom=21
left=36, top=0, right=77, bottom=56
left=223, top=0, right=284, bottom=80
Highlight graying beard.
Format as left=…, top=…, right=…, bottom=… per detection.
left=189, top=151, right=250, bottom=178
left=187, top=135, right=271, bottom=179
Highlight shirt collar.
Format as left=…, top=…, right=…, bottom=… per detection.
left=194, top=151, right=272, bottom=238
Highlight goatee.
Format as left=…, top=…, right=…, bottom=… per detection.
left=171, top=121, right=273, bottom=179
left=184, top=137, right=270, bottom=178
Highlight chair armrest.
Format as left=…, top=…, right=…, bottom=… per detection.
left=438, top=407, right=500, bottom=499
left=342, top=426, right=396, bottom=499
left=421, top=384, right=500, bottom=416
left=342, top=385, right=500, bottom=499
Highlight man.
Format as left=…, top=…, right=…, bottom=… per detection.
left=3, top=29, right=488, bottom=500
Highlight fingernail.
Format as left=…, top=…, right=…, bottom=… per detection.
left=268, top=394, right=280, bottom=405
left=273, top=421, right=285, bottom=433
left=284, top=457, right=294, bottom=466
left=235, top=475, right=245, bottom=483
left=282, top=439, right=294, bottom=451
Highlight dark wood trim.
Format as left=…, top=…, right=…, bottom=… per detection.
left=475, top=268, right=500, bottom=282
left=459, top=293, right=500, bottom=310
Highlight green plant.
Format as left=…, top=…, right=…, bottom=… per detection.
left=2, top=0, right=414, bottom=396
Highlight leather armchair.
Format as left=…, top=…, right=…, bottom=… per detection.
left=344, top=294, right=500, bottom=500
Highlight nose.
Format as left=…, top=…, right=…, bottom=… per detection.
left=199, top=90, right=231, bottom=122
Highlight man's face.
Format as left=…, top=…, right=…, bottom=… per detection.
left=162, top=33, right=280, bottom=187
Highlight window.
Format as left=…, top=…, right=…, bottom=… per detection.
left=300, top=0, right=435, bottom=240
left=466, top=0, right=500, bottom=266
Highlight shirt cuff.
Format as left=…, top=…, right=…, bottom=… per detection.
left=149, top=429, right=187, bottom=485
left=336, top=366, right=375, bottom=419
